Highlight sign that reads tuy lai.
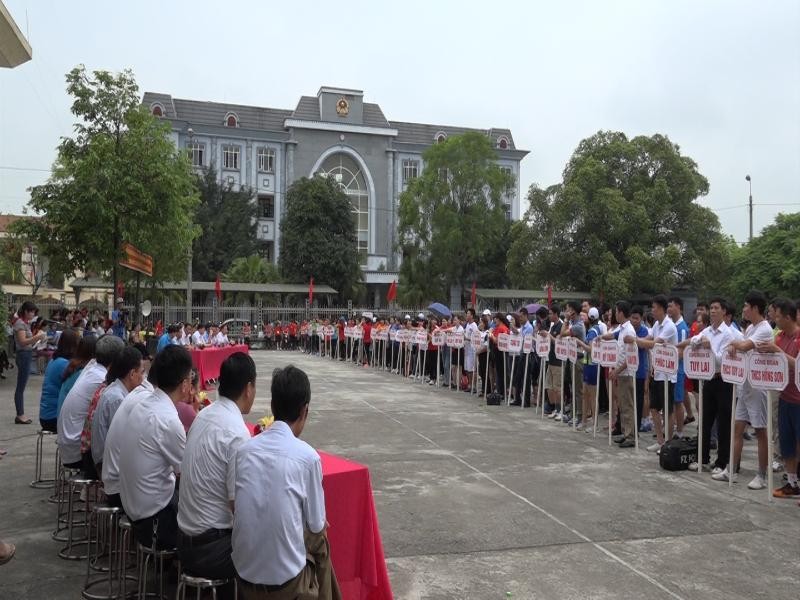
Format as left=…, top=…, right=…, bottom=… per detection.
left=721, top=350, right=747, bottom=385
left=747, top=352, right=788, bottom=391
left=652, top=345, right=679, bottom=376
left=683, top=347, right=715, bottom=380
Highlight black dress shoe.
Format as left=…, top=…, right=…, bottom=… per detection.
left=619, top=438, right=636, bottom=448
left=509, top=401, right=522, bottom=406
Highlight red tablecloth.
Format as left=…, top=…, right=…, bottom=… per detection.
left=243, top=424, right=392, bottom=600
left=191, top=345, right=249, bottom=389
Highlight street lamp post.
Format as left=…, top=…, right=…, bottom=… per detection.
left=746, top=174, right=753, bottom=242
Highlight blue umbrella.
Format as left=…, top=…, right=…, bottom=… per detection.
left=525, top=303, right=543, bottom=315
left=427, top=302, right=452, bottom=319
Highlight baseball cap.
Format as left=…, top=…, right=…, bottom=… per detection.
left=482, top=309, right=491, bottom=316
left=417, top=312, right=425, bottom=320
left=404, top=314, right=411, bottom=320
left=116, top=297, right=124, bottom=303
left=588, top=307, right=600, bottom=320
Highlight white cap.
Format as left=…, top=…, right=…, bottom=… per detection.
left=372, top=317, right=377, bottom=322
left=506, top=314, right=512, bottom=322
left=482, top=309, right=491, bottom=316
left=404, top=314, right=411, bottom=320
left=588, top=307, right=600, bottom=320
left=418, top=312, right=425, bottom=320
left=116, top=297, right=124, bottom=303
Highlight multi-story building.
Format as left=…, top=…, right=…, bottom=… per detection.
left=142, top=86, right=528, bottom=300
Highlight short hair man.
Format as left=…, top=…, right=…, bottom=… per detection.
left=560, top=301, right=586, bottom=422
left=541, top=305, right=563, bottom=418
left=177, top=353, right=255, bottom=584
left=667, top=296, right=691, bottom=436
left=232, top=366, right=341, bottom=599
left=609, top=301, right=638, bottom=447
left=118, top=345, right=192, bottom=548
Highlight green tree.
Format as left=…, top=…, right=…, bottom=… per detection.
left=508, top=131, right=732, bottom=299
left=278, top=176, right=361, bottom=301
left=397, top=131, right=513, bottom=304
left=15, top=65, right=199, bottom=292
left=192, top=169, right=258, bottom=281
left=223, top=254, right=282, bottom=304
left=726, top=213, right=800, bottom=301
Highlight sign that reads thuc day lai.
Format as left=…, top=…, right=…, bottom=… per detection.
left=683, top=347, right=714, bottom=380
left=747, top=352, right=788, bottom=391
left=536, top=335, right=551, bottom=358
left=598, top=340, right=618, bottom=367
left=652, top=345, right=679, bottom=376
left=721, top=350, right=747, bottom=385
left=554, top=338, right=569, bottom=361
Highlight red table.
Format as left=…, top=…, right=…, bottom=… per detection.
left=191, top=345, right=249, bottom=389
left=243, top=424, right=393, bottom=600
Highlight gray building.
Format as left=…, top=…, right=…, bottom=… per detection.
left=142, top=86, right=528, bottom=299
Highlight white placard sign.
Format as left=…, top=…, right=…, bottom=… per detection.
left=747, top=352, right=789, bottom=391
left=353, top=327, right=363, bottom=340
left=415, top=330, right=427, bottom=344
left=625, top=343, right=639, bottom=370
left=498, top=333, right=510, bottom=352
left=721, top=350, right=747, bottom=385
left=683, top=347, right=714, bottom=380
left=591, top=339, right=602, bottom=364
left=432, top=331, right=445, bottom=346
left=536, top=335, right=551, bottom=358
left=652, top=345, right=679, bottom=376
left=450, top=332, right=465, bottom=349
left=598, top=340, right=618, bottom=367
left=554, top=338, right=569, bottom=361
left=389, top=330, right=397, bottom=342
left=471, top=331, right=483, bottom=350
left=508, top=334, right=523, bottom=353
left=344, top=326, right=353, bottom=338
left=522, top=334, right=533, bottom=354
left=567, top=338, right=578, bottom=363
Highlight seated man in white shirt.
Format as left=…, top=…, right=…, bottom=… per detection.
left=57, top=334, right=125, bottom=476
left=117, top=345, right=192, bottom=549
left=209, top=324, right=220, bottom=346
left=232, top=365, right=341, bottom=600
left=214, top=323, right=231, bottom=347
left=191, top=324, right=207, bottom=348
left=181, top=323, right=194, bottom=346
left=177, top=352, right=254, bottom=586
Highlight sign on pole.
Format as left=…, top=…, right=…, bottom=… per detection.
left=498, top=333, right=510, bottom=352
left=598, top=340, right=618, bottom=367
left=522, top=334, right=533, bottom=354
left=721, top=351, right=747, bottom=385
left=508, top=334, right=523, bottom=354
left=536, top=335, right=550, bottom=358
left=625, top=343, right=639, bottom=371
left=652, top=345, right=679, bottom=376
left=567, top=338, right=578, bottom=363
left=683, top=347, right=715, bottom=381
left=554, top=338, right=569, bottom=361
left=747, top=352, right=788, bottom=391
left=432, top=331, right=445, bottom=346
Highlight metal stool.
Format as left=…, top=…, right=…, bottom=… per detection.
left=58, top=478, right=100, bottom=560
left=136, top=542, right=177, bottom=600
left=82, top=505, right=121, bottom=599
left=31, top=429, right=57, bottom=488
left=176, top=573, right=236, bottom=600
left=52, top=465, right=82, bottom=541
left=117, top=516, right=138, bottom=599
left=48, top=446, right=64, bottom=503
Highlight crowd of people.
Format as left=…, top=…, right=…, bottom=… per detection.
left=293, top=293, right=800, bottom=503
left=2, top=298, right=341, bottom=597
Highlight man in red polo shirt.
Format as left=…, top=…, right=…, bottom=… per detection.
left=288, top=320, right=298, bottom=351
left=362, top=317, right=372, bottom=366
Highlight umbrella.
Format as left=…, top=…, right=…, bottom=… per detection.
left=525, top=303, right=543, bottom=315
left=427, top=302, right=452, bottom=319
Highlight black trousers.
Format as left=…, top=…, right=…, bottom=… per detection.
left=131, top=489, right=179, bottom=550
left=427, top=349, right=439, bottom=381
left=512, top=355, right=533, bottom=404
left=635, top=377, right=646, bottom=430
left=477, top=352, right=489, bottom=395
left=702, top=376, right=733, bottom=468
left=177, top=528, right=236, bottom=580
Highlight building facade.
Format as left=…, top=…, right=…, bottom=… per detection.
left=141, top=86, right=529, bottom=291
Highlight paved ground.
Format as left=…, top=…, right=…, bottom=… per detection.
left=1, top=349, right=798, bottom=599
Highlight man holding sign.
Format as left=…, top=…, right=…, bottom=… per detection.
left=754, top=299, right=800, bottom=499
left=607, top=301, right=637, bottom=448
left=716, top=291, right=774, bottom=487
left=541, top=306, right=563, bottom=418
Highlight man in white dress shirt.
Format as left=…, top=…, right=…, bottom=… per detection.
left=57, top=334, right=124, bottom=473
left=191, top=324, right=208, bottom=348
left=177, top=352, right=254, bottom=584
left=117, top=345, right=192, bottom=548
left=232, top=365, right=341, bottom=600
left=609, top=301, right=638, bottom=447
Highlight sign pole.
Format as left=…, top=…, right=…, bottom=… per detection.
left=572, top=358, right=577, bottom=430
left=767, top=389, right=774, bottom=501
left=483, top=345, right=490, bottom=401
left=608, top=376, right=613, bottom=446
left=729, top=385, right=736, bottom=489
left=541, top=361, right=548, bottom=420
left=594, top=364, right=601, bottom=438
left=522, top=351, right=530, bottom=410
left=508, top=354, right=516, bottom=406
left=632, top=375, right=638, bottom=450
left=698, top=380, right=704, bottom=475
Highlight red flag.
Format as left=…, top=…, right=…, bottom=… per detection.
left=215, top=273, right=222, bottom=302
left=470, top=281, right=477, bottom=308
left=387, top=280, right=397, bottom=302
left=115, top=280, right=125, bottom=300
left=547, top=284, right=552, bottom=307
left=308, top=277, right=314, bottom=305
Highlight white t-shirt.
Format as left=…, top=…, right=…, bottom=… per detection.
left=651, top=316, right=678, bottom=383
left=232, top=421, right=325, bottom=586
left=102, top=382, right=154, bottom=495
left=178, top=397, right=249, bottom=535
left=57, top=360, right=107, bottom=464
left=117, top=388, right=186, bottom=520
left=615, top=320, right=638, bottom=377
left=192, top=330, right=206, bottom=346
left=464, top=321, right=480, bottom=371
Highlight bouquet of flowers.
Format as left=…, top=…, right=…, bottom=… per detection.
left=253, top=415, right=274, bottom=435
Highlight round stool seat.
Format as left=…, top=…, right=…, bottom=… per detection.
left=176, top=572, right=234, bottom=600
left=31, top=429, right=57, bottom=489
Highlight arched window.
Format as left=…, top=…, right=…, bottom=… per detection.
left=498, top=136, right=509, bottom=150
left=151, top=103, right=164, bottom=118
left=435, top=131, right=447, bottom=144
left=224, top=112, right=239, bottom=127
left=318, top=153, right=369, bottom=264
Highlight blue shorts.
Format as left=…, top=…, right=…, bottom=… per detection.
left=778, top=398, right=800, bottom=459
left=674, top=370, right=685, bottom=403
left=583, top=364, right=598, bottom=384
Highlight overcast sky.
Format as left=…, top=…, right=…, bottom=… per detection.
left=1, top=0, right=798, bottom=244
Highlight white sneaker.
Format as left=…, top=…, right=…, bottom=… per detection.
left=646, top=443, right=661, bottom=452
left=549, top=411, right=559, bottom=420
left=772, top=460, right=784, bottom=473
left=711, top=468, right=737, bottom=482
left=688, top=462, right=709, bottom=472
left=711, top=466, right=724, bottom=476
left=747, top=474, right=766, bottom=490
left=576, top=422, right=585, bottom=431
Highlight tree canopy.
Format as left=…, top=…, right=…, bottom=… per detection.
left=278, top=176, right=361, bottom=301
left=223, top=254, right=282, bottom=304
left=397, top=131, right=513, bottom=304
left=507, top=131, right=732, bottom=299
left=15, top=65, right=198, bottom=292
left=192, top=169, right=258, bottom=281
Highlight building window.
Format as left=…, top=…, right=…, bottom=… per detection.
left=503, top=202, right=512, bottom=221
left=224, top=112, right=239, bottom=127
left=258, top=148, right=275, bottom=173
left=257, top=194, right=274, bottom=219
left=258, top=242, right=273, bottom=262
left=318, top=153, right=370, bottom=266
left=438, top=167, right=449, bottom=182
left=402, top=160, right=418, bottom=184
left=435, top=131, right=447, bottom=143
left=498, top=136, right=509, bottom=149
left=187, top=142, right=205, bottom=167
left=500, top=166, right=513, bottom=178
left=151, top=103, right=164, bottom=117
left=222, top=145, right=240, bottom=170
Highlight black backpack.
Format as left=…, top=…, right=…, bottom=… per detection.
left=659, top=437, right=698, bottom=471
left=486, top=392, right=504, bottom=406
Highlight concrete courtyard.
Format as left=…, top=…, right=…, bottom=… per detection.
left=0, top=349, right=798, bottom=599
